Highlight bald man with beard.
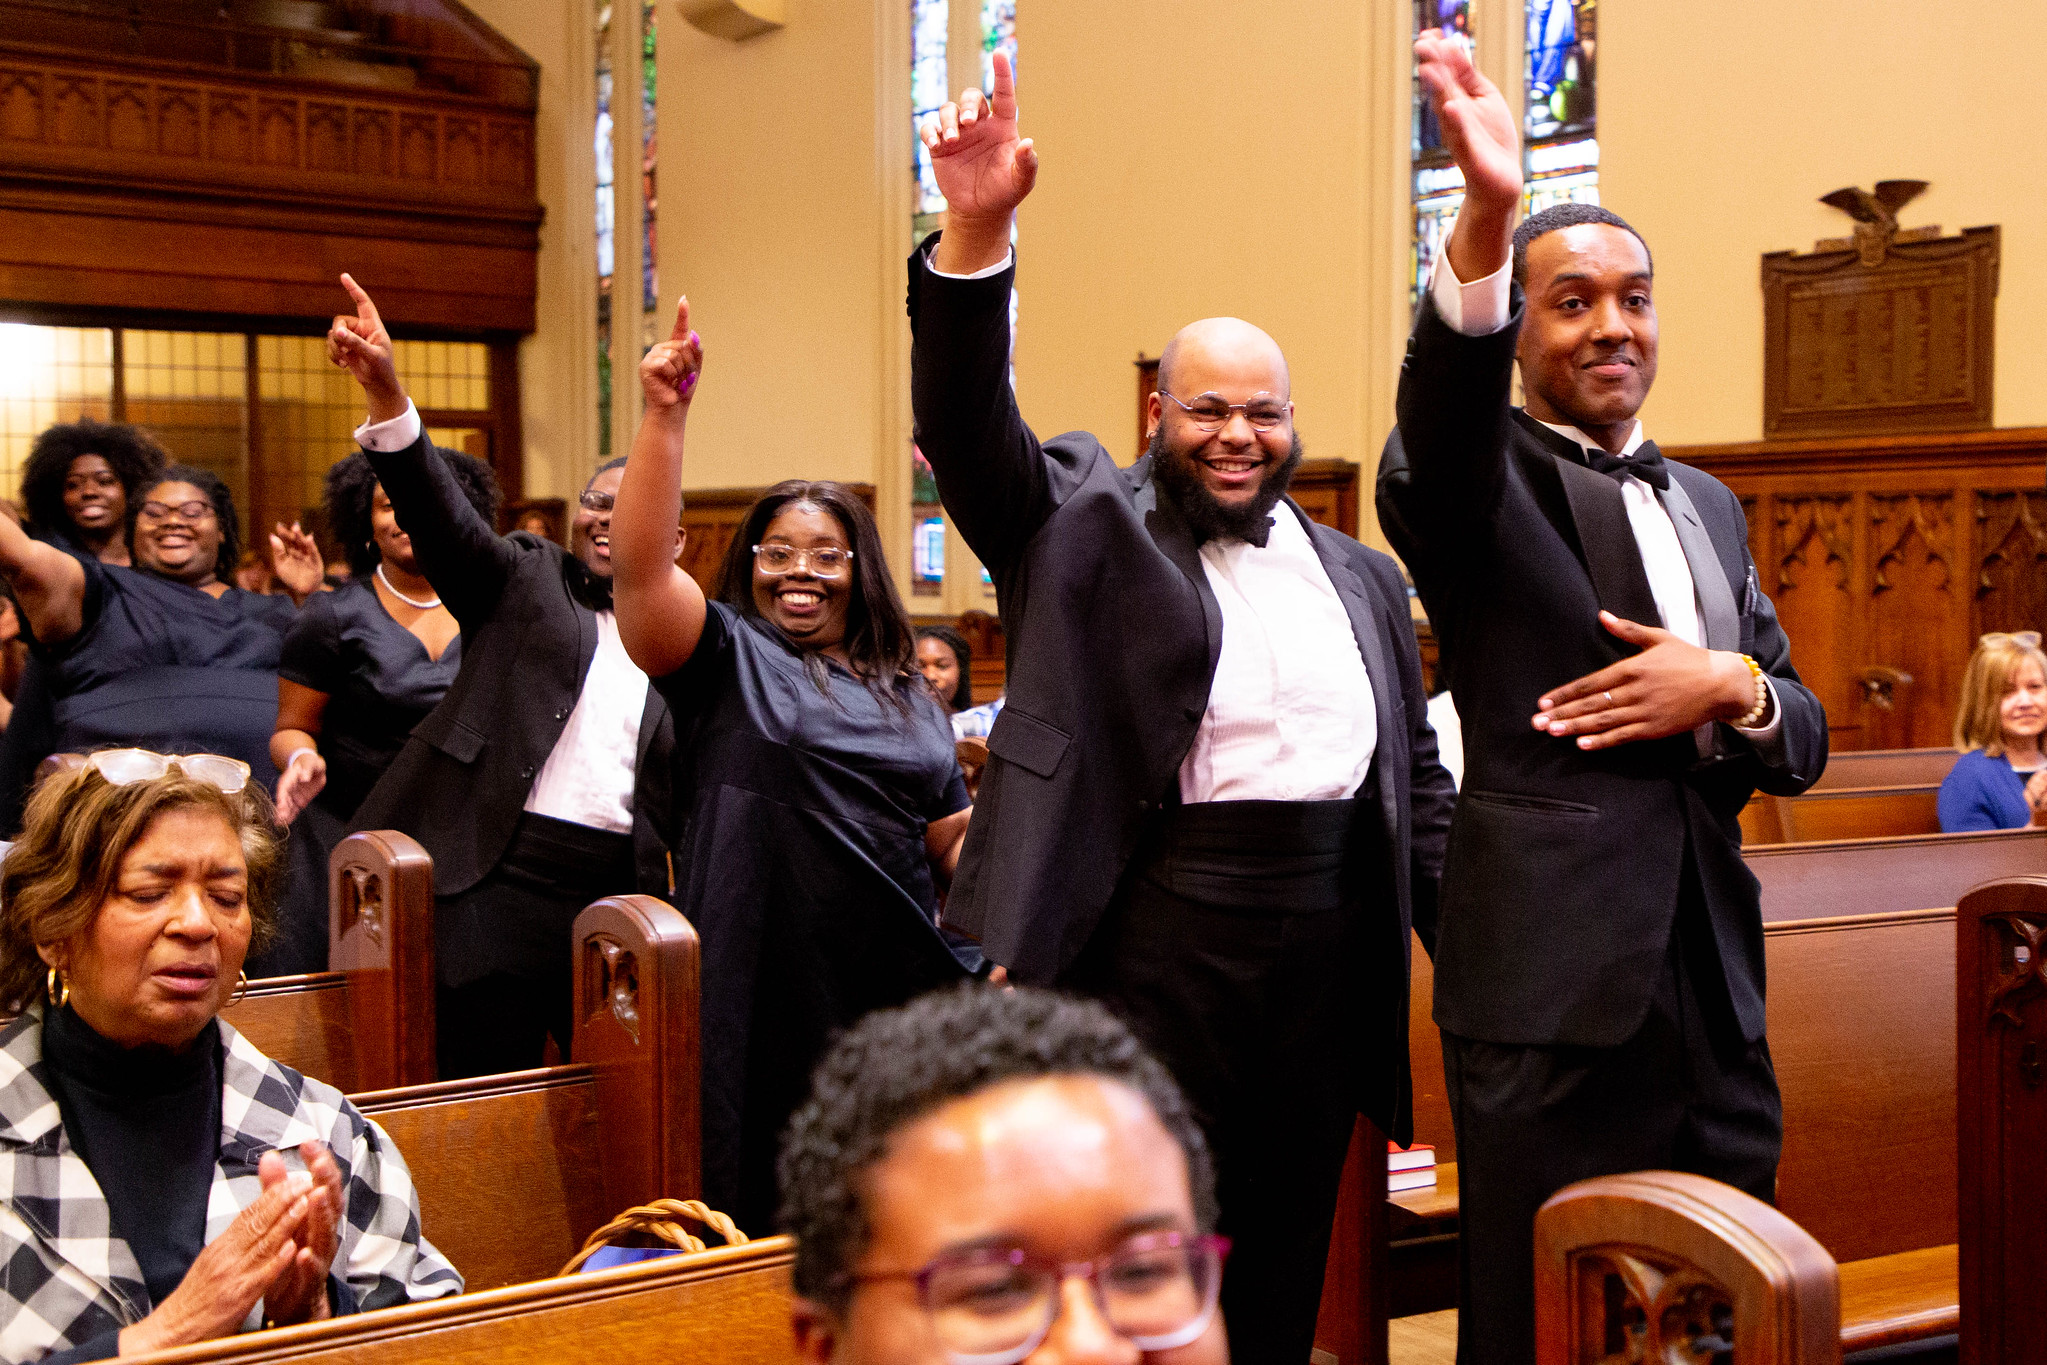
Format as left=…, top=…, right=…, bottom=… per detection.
left=907, top=56, right=1456, bottom=1363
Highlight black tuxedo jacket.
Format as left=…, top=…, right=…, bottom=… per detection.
left=1377, top=292, right=1827, bottom=1050
left=911, top=247, right=1456, bottom=1140
left=349, top=433, right=676, bottom=900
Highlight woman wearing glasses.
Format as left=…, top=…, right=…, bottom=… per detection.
left=0, top=466, right=323, bottom=815
left=262, top=450, right=499, bottom=975
left=611, top=298, right=976, bottom=1233
left=1939, top=631, right=2047, bottom=832
left=0, top=751, right=459, bottom=1363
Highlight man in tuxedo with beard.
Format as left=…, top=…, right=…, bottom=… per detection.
left=1379, top=33, right=1827, bottom=1365
left=908, top=55, right=1456, bottom=1364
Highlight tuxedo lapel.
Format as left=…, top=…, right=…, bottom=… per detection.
left=1518, top=414, right=1661, bottom=628
left=1657, top=471, right=1739, bottom=653
left=1128, top=457, right=1223, bottom=680
left=1296, top=503, right=1403, bottom=834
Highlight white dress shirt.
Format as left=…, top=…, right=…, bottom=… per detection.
left=1178, top=507, right=1377, bottom=804
left=355, top=401, right=650, bottom=831
left=1428, top=238, right=1779, bottom=740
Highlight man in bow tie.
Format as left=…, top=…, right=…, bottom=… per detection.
left=1377, top=32, right=1829, bottom=1365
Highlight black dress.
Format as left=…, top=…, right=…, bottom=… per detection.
left=656, top=603, right=975, bottom=1229
left=262, top=580, right=463, bottom=976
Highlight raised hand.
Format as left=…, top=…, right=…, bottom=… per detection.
left=117, top=1164, right=314, bottom=1354
left=270, top=522, right=325, bottom=605
left=275, top=748, right=327, bottom=825
left=1415, top=29, right=1521, bottom=282
left=1531, top=611, right=1761, bottom=750
left=639, top=295, right=703, bottom=414
left=923, top=50, right=1036, bottom=274
left=257, top=1144, right=346, bottom=1327
left=327, top=274, right=407, bottom=423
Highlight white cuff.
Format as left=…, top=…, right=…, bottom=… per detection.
left=355, top=400, right=422, bottom=452
left=1428, top=212, right=1513, bottom=337
left=923, top=242, right=1015, bottom=281
left=1731, top=675, right=1783, bottom=741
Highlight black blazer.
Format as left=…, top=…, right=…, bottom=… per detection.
left=911, top=247, right=1456, bottom=1140
left=348, top=433, right=676, bottom=900
left=1377, top=292, right=1827, bottom=1050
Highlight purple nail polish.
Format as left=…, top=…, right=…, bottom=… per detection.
left=688, top=331, right=700, bottom=349
left=680, top=371, right=699, bottom=398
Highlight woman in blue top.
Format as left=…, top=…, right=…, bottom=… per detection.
left=1938, top=630, right=2047, bottom=832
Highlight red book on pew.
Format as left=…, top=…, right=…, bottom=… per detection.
left=1388, top=1141, right=1437, bottom=1191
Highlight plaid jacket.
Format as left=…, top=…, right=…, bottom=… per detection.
left=0, top=1007, right=461, bottom=1362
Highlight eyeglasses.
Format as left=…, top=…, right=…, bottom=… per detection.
left=82, top=749, right=250, bottom=795
left=1158, top=388, right=1292, bottom=432
left=578, top=490, right=616, bottom=513
left=137, top=500, right=216, bottom=522
left=855, top=1231, right=1228, bottom=1364
left=1981, top=631, right=2043, bottom=649
left=752, top=544, right=853, bottom=578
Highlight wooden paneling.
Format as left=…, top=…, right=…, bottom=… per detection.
left=1672, top=427, right=2047, bottom=750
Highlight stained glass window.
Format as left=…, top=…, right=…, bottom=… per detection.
left=980, top=0, right=1016, bottom=90
left=595, top=0, right=615, bottom=458
left=1409, top=0, right=1599, bottom=300
left=640, top=0, right=659, bottom=351
left=912, top=0, right=950, bottom=241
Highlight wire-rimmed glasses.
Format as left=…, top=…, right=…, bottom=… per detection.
left=1158, top=388, right=1292, bottom=432
left=854, top=1230, right=1228, bottom=1365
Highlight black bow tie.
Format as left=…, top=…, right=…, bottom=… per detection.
left=1578, top=440, right=1669, bottom=492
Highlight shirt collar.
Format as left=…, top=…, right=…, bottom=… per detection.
left=1536, top=416, right=1646, bottom=459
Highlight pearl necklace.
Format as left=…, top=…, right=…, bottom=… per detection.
left=376, top=563, right=441, bottom=610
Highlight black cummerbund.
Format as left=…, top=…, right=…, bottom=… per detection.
left=1130, top=798, right=1359, bottom=915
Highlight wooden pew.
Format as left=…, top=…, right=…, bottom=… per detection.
left=1535, top=1171, right=1839, bottom=1365
left=1742, top=783, right=1942, bottom=845
left=218, top=831, right=436, bottom=1095
left=1810, top=746, right=1955, bottom=791
left=356, top=894, right=702, bottom=1292
left=120, top=1237, right=796, bottom=1364
left=1956, top=875, right=2047, bottom=1365
left=1749, top=826, right=2047, bottom=923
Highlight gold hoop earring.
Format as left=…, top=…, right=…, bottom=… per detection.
left=45, top=966, right=67, bottom=1009
left=228, top=970, right=249, bottom=1006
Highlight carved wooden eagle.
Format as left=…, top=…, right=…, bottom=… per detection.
left=1819, top=180, right=1929, bottom=265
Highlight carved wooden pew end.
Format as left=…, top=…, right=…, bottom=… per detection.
left=1536, top=1171, right=1840, bottom=1365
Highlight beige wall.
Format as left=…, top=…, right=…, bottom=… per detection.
left=1602, top=0, right=2047, bottom=444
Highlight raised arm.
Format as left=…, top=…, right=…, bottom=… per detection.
left=0, top=507, right=86, bottom=648
left=613, top=298, right=707, bottom=678
left=909, top=51, right=1058, bottom=570
left=327, top=274, right=519, bottom=624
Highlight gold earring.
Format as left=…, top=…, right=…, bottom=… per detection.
left=228, top=970, right=249, bottom=1005
left=45, top=966, right=67, bottom=1009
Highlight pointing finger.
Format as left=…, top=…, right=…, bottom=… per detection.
left=989, top=48, right=1016, bottom=118
left=670, top=294, right=692, bottom=344
left=339, top=272, right=382, bottom=329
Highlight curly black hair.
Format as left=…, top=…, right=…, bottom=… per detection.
left=130, top=464, right=241, bottom=580
left=19, top=419, right=167, bottom=547
left=777, top=984, right=1217, bottom=1312
left=914, top=624, right=974, bottom=711
left=1512, top=201, right=1653, bottom=287
left=326, top=448, right=501, bottom=578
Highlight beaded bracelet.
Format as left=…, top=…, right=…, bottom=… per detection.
left=1734, top=653, right=1769, bottom=728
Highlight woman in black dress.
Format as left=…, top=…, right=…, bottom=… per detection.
left=612, top=300, right=975, bottom=1230
left=266, top=449, right=499, bottom=974
left=18, top=418, right=167, bottom=567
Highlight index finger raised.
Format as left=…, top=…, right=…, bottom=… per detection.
left=338, top=273, right=382, bottom=328
left=988, top=48, right=1016, bottom=118
left=669, top=294, right=691, bottom=344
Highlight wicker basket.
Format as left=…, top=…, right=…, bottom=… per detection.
left=559, top=1199, right=749, bottom=1276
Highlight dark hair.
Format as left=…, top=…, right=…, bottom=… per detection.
left=133, top=464, right=241, bottom=579
left=20, top=419, right=167, bottom=547
left=715, top=481, right=918, bottom=714
left=327, top=448, right=501, bottom=578
left=914, top=625, right=974, bottom=711
left=779, top=984, right=1217, bottom=1312
left=1511, top=202, right=1654, bottom=287
left=590, top=456, right=629, bottom=485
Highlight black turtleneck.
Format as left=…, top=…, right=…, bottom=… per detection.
left=41, top=1005, right=222, bottom=1332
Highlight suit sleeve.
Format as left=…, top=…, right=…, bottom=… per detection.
left=361, top=432, right=519, bottom=628
left=1376, top=291, right=1523, bottom=582
left=1369, top=554, right=1454, bottom=956
left=908, top=239, right=1056, bottom=573
left=1724, top=487, right=1827, bottom=796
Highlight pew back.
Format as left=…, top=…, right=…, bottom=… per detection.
left=1956, top=875, right=2047, bottom=1365
left=353, top=895, right=702, bottom=1292
left=327, top=831, right=437, bottom=1091
left=1748, top=826, right=2047, bottom=923
left=220, top=974, right=356, bottom=1091
left=1535, top=1171, right=1839, bottom=1365
left=1745, top=785, right=1941, bottom=846
left=121, top=1238, right=797, bottom=1365
left=1809, top=748, right=1954, bottom=791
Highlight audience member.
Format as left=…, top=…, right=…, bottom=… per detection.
left=781, top=984, right=1226, bottom=1364
left=913, top=625, right=974, bottom=714
left=328, top=274, right=679, bottom=1079
left=261, top=450, right=499, bottom=975
left=19, top=420, right=167, bottom=569
left=612, top=301, right=976, bottom=1233
left=1939, top=630, right=2047, bottom=832
left=0, top=467, right=323, bottom=792
left=0, top=753, right=459, bottom=1363
left=950, top=691, right=1005, bottom=740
